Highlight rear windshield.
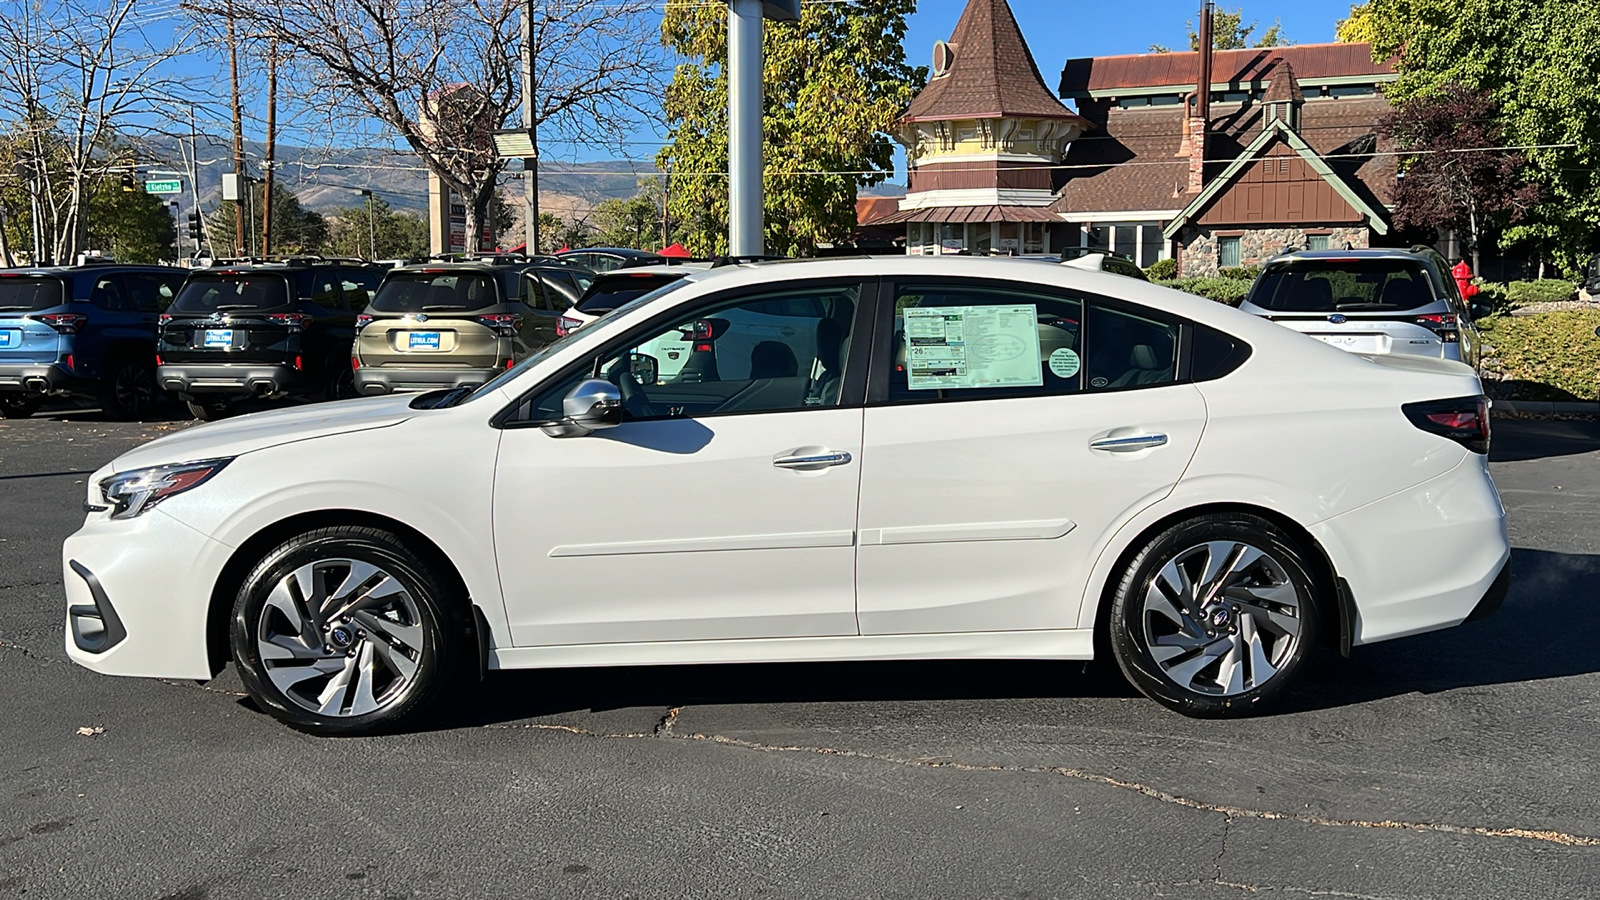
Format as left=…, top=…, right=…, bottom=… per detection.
left=170, top=275, right=292, bottom=313
left=372, top=272, right=499, bottom=313
left=1250, top=260, right=1439, bottom=313
left=574, top=272, right=687, bottom=313
left=0, top=276, right=66, bottom=311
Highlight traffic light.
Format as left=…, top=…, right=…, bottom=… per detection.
left=120, top=172, right=135, bottom=192
left=186, top=211, right=201, bottom=239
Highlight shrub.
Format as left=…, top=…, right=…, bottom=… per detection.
left=1504, top=279, right=1577, bottom=306
left=1476, top=310, right=1600, bottom=401
left=1216, top=266, right=1259, bottom=281
left=1470, top=280, right=1510, bottom=314
left=1157, top=277, right=1250, bottom=306
left=1144, top=258, right=1178, bottom=280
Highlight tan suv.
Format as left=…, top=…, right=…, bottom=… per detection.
left=353, top=261, right=567, bottom=395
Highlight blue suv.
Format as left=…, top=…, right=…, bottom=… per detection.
left=0, top=263, right=187, bottom=419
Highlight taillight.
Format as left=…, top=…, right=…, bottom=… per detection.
left=66, top=353, right=76, bottom=372
left=266, top=312, right=311, bottom=331
left=292, top=354, right=303, bottom=371
left=556, top=316, right=583, bottom=337
left=355, top=313, right=373, bottom=331
left=351, top=355, right=360, bottom=370
left=1414, top=313, right=1460, bottom=342
left=159, top=313, right=173, bottom=325
left=503, top=358, right=515, bottom=370
left=35, top=313, right=88, bottom=334
left=478, top=314, right=522, bottom=337
left=1402, top=395, right=1489, bottom=454
left=155, top=353, right=163, bottom=366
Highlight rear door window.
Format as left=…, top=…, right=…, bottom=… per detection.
left=1250, top=260, right=1439, bottom=312
left=340, top=268, right=382, bottom=310
left=0, top=276, right=65, bottom=311
left=170, top=275, right=292, bottom=313
left=120, top=274, right=173, bottom=312
left=89, top=275, right=125, bottom=311
left=370, top=272, right=500, bottom=314
left=306, top=272, right=343, bottom=309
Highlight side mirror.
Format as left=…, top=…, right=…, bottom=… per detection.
left=541, top=378, right=623, bottom=438
left=628, top=352, right=659, bottom=385
left=1470, top=301, right=1492, bottom=322
left=1594, top=325, right=1600, bottom=338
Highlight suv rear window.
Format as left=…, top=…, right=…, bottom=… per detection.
left=1250, top=259, right=1439, bottom=313
left=575, top=272, right=687, bottom=313
left=171, top=275, right=292, bottom=313
left=372, top=272, right=500, bottom=313
left=0, top=276, right=65, bottom=311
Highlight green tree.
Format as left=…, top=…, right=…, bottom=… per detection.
left=208, top=184, right=328, bottom=257
left=588, top=178, right=681, bottom=250
left=1150, top=6, right=1287, bottom=52
left=0, top=133, right=176, bottom=264
left=1349, top=0, right=1600, bottom=274
left=323, top=196, right=430, bottom=260
left=657, top=0, right=924, bottom=256
left=83, top=181, right=178, bottom=263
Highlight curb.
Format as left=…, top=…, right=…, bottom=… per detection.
left=1493, top=400, right=1600, bottom=415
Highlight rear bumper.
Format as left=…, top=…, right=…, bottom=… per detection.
left=354, top=366, right=500, bottom=395
left=158, top=363, right=301, bottom=396
left=0, top=361, right=76, bottom=395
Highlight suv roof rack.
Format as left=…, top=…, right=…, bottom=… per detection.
left=710, top=254, right=787, bottom=268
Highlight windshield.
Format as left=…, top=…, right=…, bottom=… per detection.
left=372, top=272, right=499, bottom=313
left=574, top=272, right=688, bottom=314
left=0, top=276, right=65, bottom=311
left=170, top=275, right=292, bottom=313
left=1250, top=259, right=1440, bottom=313
left=449, top=275, right=697, bottom=405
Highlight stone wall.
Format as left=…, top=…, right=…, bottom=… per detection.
left=1177, top=225, right=1370, bottom=275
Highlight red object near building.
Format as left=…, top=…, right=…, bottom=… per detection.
left=1452, top=260, right=1479, bottom=299
left=658, top=242, right=691, bottom=258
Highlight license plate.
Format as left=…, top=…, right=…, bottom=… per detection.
left=203, top=329, right=234, bottom=348
left=1311, top=334, right=1381, bottom=353
left=407, top=331, right=442, bottom=350
left=0, top=329, right=17, bottom=349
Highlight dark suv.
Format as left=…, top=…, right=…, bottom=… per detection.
left=0, top=263, right=186, bottom=419
left=156, top=261, right=385, bottom=419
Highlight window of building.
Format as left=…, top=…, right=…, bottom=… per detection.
left=1070, top=222, right=1169, bottom=268
left=1218, top=236, right=1243, bottom=268
left=1022, top=222, right=1045, bottom=254
left=1150, top=95, right=1184, bottom=107
left=1329, top=84, right=1376, bottom=98
left=1306, top=233, right=1330, bottom=251
left=1140, top=228, right=1165, bottom=269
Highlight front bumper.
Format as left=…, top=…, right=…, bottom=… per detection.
left=354, top=365, right=499, bottom=395
left=0, top=361, right=76, bottom=395
left=158, top=363, right=301, bottom=397
left=63, top=507, right=234, bottom=680
left=1310, top=452, right=1510, bottom=645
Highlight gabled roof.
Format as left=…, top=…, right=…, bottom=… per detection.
left=1060, top=43, right=1393, bottom=98
left=902, top=0, right=1087, bottom=125
left=1161, top=117, right=1389, bottom=239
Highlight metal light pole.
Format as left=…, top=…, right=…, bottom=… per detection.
left=521, top=0, right=540, bottom=255
left=357, top=189, right=376, bottom=259
left=726, top=0, right=797, bottom=257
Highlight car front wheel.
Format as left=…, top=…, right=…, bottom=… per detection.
left=1109, top=513, right=1319, bottom=718
left=230, top=526, right=467, bottom=736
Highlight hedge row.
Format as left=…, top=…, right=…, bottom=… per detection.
left=1154, top=277, right=1251, bottom=305
left=1476, top=310, right=1600, bottom=402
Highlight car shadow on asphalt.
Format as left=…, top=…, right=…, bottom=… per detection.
left=1490, top=417, right=1600, bottom=462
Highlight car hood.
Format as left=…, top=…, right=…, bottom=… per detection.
left=111, top=394, right=419, bottom=472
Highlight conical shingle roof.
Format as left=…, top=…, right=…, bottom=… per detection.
left=1261, top=58, right=1304, bottom=105
left=902, top=0, right=1087, bottom=125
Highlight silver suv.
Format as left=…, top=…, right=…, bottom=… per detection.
left=1239, top=248, right=1487, bottom=368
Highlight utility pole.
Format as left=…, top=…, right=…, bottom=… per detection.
left=262, top=39, right=278, bottom=258
left=521, top=0, right=540, bottom=255
left=226, top=1, right=246, bottom=256
left=660, top=163, right=671, bottom=250
left=187, top=108, right=210, bottom=258
left=727, top=0, right=763, bottom=257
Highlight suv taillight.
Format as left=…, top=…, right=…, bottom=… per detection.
left=1414, top=313, right=1460, bottom=342
left=34, top=312, right=88, bottom=334
left=355, top=313, right=374, bottom=331
left=556, top=316, right=583, bottom=337
left=158, top=313, right=173, bottom=325
left=266, top=312, right=311, bottom=331
left=1402, top=395, right=1489, bottom=454
left=478, top=313, right=521, bottom=336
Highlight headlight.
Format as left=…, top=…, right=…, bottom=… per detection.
left=99, top=458, right=232, bottom=520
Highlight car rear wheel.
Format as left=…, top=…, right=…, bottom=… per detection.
left=326, top=363, right=358, bottom=401
left=98, top=357, right=155, bottom=421
left=0, top=394, right=42, bottom=418
left=186, top=397, right=233, bottom=420
left=1109, top=513, right=1318, bottom=718
left=230, top=526, right=467, bottom=736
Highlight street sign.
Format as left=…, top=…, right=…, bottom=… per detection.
left=144, top=179, right=182, bottom=195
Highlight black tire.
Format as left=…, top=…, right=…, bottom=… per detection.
left=230, top=526, right=468, bottom=736
left=186, top=397, right=232, bottom=421
left=326, top=362, right=358, bottom=401
left=1108, top=512, right=1320, bottom=718
left=0, top=394, right=42, bottom=419
left=98, top=357, right=156, bottom=421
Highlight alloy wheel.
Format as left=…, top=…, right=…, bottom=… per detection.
left=255, top=558, right=426, bottom=717
left=112, top=362, right=154, bottom=417
left=1139, top=540, right=1303, bottom=696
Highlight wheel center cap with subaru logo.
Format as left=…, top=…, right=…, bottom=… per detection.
left=1327, top=314, right=1348, bottom=324
left=328, top=625, right=355, bottom=649
left=414, top=314, right=428, bottom=323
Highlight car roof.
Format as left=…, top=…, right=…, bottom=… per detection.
left=1266, top=248, right=1439, bottom=264
left=592, top=263, right=711, bottom=279
left=0, top=264, right=185, bottom=276
left=559, top=247, right=664, bottom=258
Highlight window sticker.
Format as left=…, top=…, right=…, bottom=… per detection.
left=904, top=305, right=1043, bottom=390
left=1048, top=347, right=1081, bottom=379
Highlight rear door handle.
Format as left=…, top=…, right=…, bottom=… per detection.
left=774, top=449, right=853, bottom=470
left=1089, top=433, right=1168, bottom=452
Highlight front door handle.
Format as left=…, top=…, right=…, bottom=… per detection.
left=773, top=448, right=853, bottom=470
left=1089, top=433, right=1169, bottom=452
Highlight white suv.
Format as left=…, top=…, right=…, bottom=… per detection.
left=64, top=257, right=1509, bottom=735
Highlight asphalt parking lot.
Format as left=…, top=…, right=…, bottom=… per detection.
left=2, top=404, right=1598, bottom=899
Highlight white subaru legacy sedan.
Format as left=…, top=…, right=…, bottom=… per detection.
left=63, top=257, right=1511, bottom=735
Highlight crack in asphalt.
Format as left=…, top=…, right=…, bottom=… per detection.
left=0, top=638, right=53, bottom=663
left=484, top=718, right=1600, bottom=849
